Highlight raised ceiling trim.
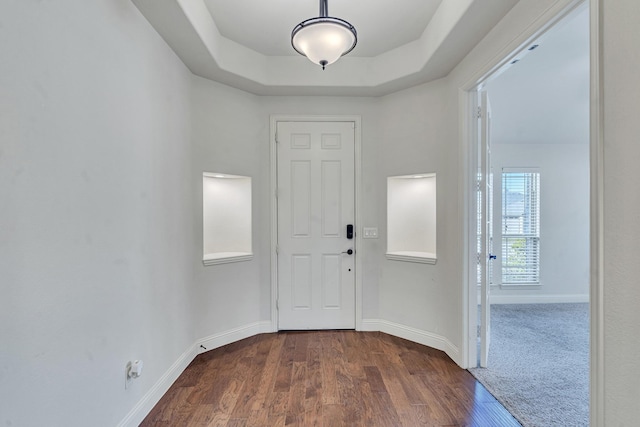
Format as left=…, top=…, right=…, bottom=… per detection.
left=132, top=0, right=519, bottom=96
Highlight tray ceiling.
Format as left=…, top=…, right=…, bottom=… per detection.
left=132, top=0, right=520, bottom=96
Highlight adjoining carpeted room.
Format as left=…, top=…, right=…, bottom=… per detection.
left=468, top=6, right=590, bottom=426
left=470, top=303, right=589, bottom=427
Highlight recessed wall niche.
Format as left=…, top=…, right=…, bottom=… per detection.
left=387, top=173, right=437, bottom=264
left=202, top=173, right=252, bottom=265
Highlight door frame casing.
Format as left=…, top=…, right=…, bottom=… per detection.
left=459, top=0, right=603, bottom=424
left=269, top=115, right=363, bottom=332
left=460, top=0, right=586, bottom=367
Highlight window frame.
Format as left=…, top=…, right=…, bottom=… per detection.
left=500, top=168, right=541, bottom=286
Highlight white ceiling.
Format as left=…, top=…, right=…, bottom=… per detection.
left=132, top=0, right=521, bottom=96
left=487, top=5, right=590, bottom=145
left=203, top=0, right=442, bottom=57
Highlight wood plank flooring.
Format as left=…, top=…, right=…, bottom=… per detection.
left=140, top=331, right=520, bottom=426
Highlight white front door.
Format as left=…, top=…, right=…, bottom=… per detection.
left=479, top=91, right=494, bottom=367
left=276, top=121, right=356, bottom=330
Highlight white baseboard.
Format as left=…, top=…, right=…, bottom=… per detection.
left=361, top=319, right=462, bottom=367
left=489, top=294, right=589, bottom=304
left=118, top=320, right=273, bottom=427
left=117, top=343, right=198, bottom=427
left=196, top=321, right=274, bottom=354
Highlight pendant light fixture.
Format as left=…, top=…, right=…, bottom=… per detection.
left=291, top=0, right=357, bottom=70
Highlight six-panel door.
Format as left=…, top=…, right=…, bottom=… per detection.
left=277, top=121, right=356, bottom=330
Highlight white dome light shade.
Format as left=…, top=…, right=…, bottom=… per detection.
left=291, top=1, right=357, bottom=70
left=292, top=20, right=357, bottom=69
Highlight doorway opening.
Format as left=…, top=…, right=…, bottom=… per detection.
left=464, top=2, right=591, bottom=426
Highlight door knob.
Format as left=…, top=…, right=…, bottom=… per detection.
left=489, top=254, right=497, bottom=260
left=342, top=249, right=354, bottom=255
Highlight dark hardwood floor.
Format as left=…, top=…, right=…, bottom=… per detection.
left=140, top=331, right=520, bottom=426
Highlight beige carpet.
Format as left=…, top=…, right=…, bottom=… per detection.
left=469, top=303, right=589, bottom=427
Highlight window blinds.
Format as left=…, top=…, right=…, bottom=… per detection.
left=501, top=171, right=540, bottom=284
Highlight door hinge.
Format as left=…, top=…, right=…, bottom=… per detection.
left=275, top=131, right=279, bottom=143
left=276, top=299, right=279, bottom=310
left=476, top=106, right=482, bottom=119
left=275, top=245, right=279, bottom=255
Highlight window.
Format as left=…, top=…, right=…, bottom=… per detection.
left=501, top=170, right=540, bottom=284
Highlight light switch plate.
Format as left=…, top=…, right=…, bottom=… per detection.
left=363, top=227, right=379, bottom=239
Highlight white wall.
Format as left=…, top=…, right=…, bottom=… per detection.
left=0, top=1, right=195, bottom=426
left=490, top=143, right=590, bottom=302
left=190, top=77, right=268, bottom=335
left=602, top=0, right=640, bottom=424
left=374, top=79, right=462, bottom=352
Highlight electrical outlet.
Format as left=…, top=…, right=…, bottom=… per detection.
left=125, top=361, right=133, bottom=389
left=125, top=360, right=143, bottom=389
